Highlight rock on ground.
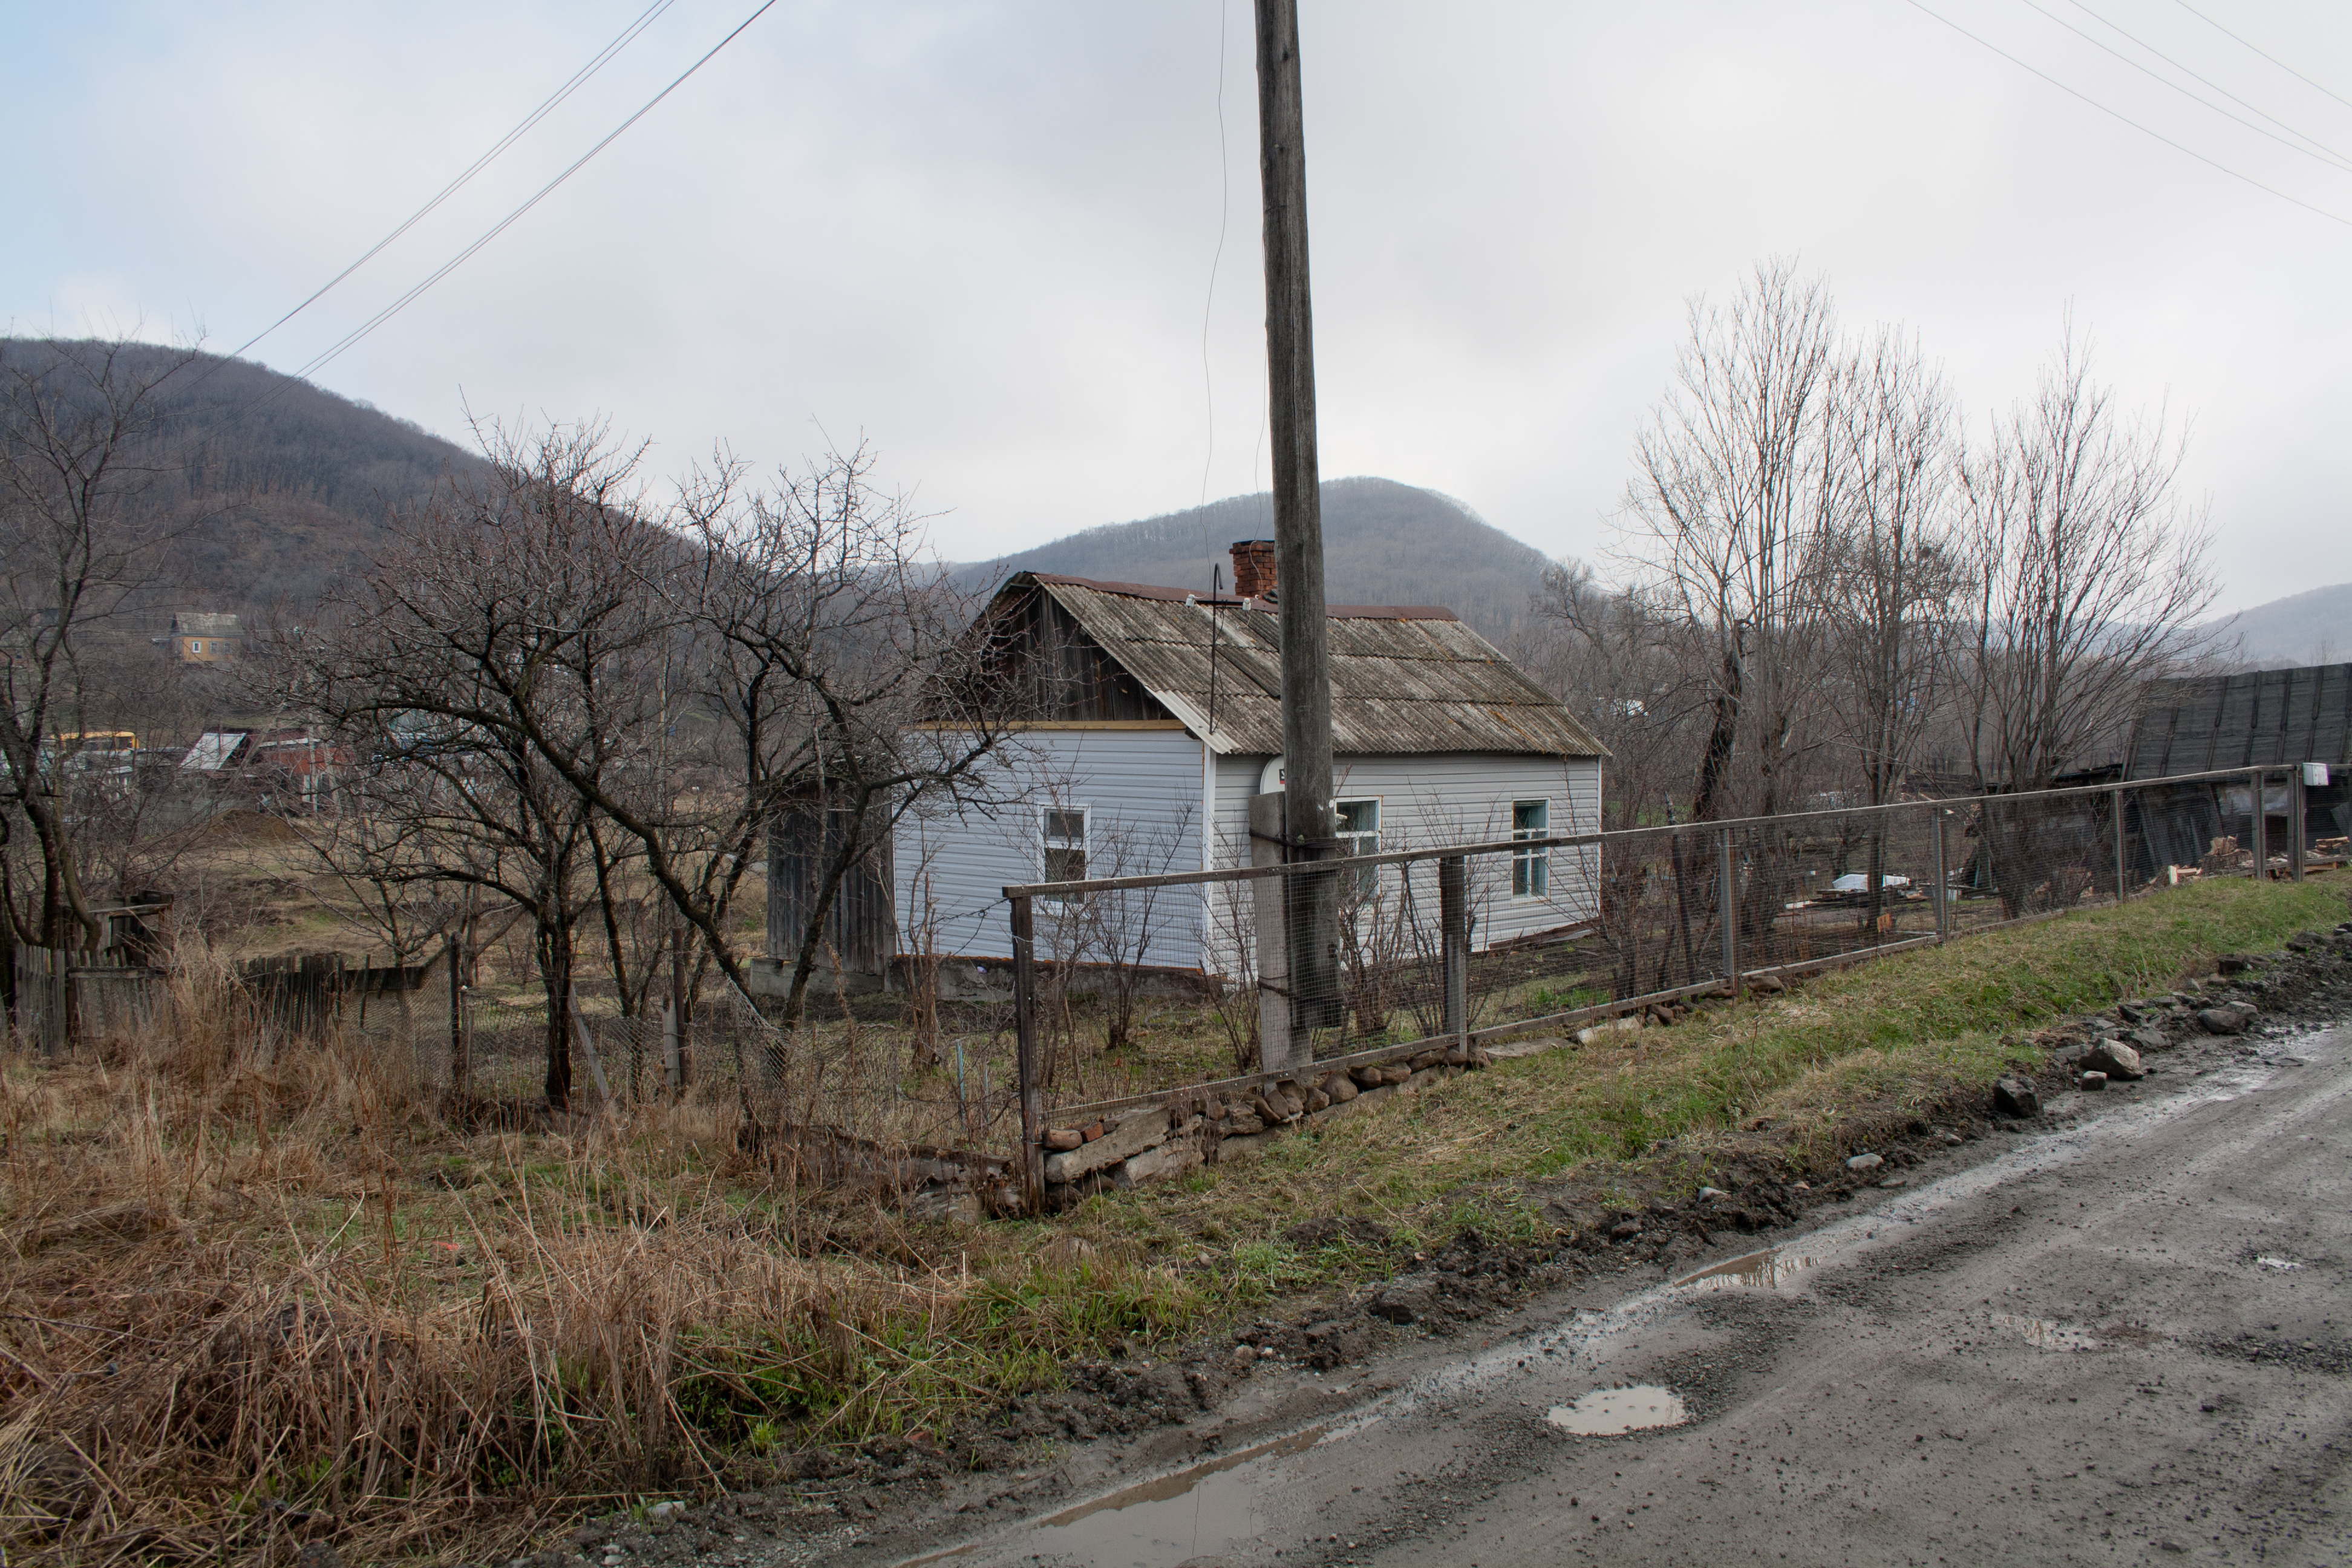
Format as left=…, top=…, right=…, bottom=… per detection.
left=2080, top=1040, right=2146, bottom=1080
left=1994, top=1076, right=2040, bottom=1117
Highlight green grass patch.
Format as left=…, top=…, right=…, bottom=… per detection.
left=1060, top=874, right=2347, bottom=1272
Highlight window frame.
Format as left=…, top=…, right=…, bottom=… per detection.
left=1334, top=795, right=1382, bottom=898
left=1040, top=804, right=1088, bottom=899
left=1511, top=797, right=1550, bottom=898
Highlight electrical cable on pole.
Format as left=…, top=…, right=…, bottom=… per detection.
left=2170, top=0, right=2352, bottom=114
left=1906, top=0, right=2352, bottom=229
left=166, top=0, right=679, bottom=402
left=224, top=0, right=780, bottom=425
left=2066, top=0, right=2352, bottom=166
left=239, top=0, right=682, bottom=362
left=2024, top=0, right=2352, bottom=175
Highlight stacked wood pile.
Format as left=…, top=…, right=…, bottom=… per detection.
left=1037, top=1042, right=1494, bottom=1209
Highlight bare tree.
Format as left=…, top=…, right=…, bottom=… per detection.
left=1521, top=558, right=1709, bottom=829
left=668, top=444, right=1024, bottom=1034
left=0, top=337, right=203, bottom=949
left=1616, top=261, right=1846, bottom=977
left=297, top=766, right=470, bottom=968
left=299, top=420, right=679, bottom=1106
left=1618, top=260, right=1843, bottom=826
left=1077, top=804, right=1195, bottom=1053
left=1952, top=334, right=2216, bottom=913
left=1820, top=328, right=1962, bottom=931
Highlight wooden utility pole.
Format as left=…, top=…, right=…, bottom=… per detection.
left=1255, top=0, right=1341, bottom=1030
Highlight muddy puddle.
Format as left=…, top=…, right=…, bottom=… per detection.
left=1674, top=1247, right=1816, bottom=1292
left=1547, top=1385, right=1691, bottom=1434
left=898, top=1426, right=1324, bottom=1567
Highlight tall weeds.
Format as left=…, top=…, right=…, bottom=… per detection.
left=0, top=958, right=1196, bottom=1566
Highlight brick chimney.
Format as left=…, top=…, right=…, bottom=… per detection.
left=1229, top=539, right=1277, bottom=599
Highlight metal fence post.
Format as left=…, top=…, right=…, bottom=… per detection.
left=1439, top=854, right=1468, bottom=1050
left=52, top=951, right=70, bottom=1054
left=1933, top=809, right=1950, bottom=942
left=446, top=933, right=466, bottom=1098
left=1717, top=826, right=1738, bottom=991
left=1010, top=893, right=1044, bottom=1213
left=2290, top=766, right=2307, bottom=883
left=2112, top=786, right=2128, bottom=904
left=2250, top=767, right=2267, bottom=879
left=661, top=1001, right=682, bottom=1096
left=665, top=923, right=688, bottom=1093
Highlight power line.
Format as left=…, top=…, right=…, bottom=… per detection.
left=1199, top=0, right=1232, bottom=566
left=2025, top=0, right=2352, bottom=174
left=224, top=0, right=681, bottom=368
left=238, top=0, right=780, bottom=421
left=2068, top=0, right=2352, bottom=166
left=1904, top=0, right=2352, bottom=229
left=2171, top=0, right=2352, bottom=116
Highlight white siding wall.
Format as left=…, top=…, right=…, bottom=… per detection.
left=1201, top=751, right=1603, bottom=975
left=897, top=728, right=1209, bottom=967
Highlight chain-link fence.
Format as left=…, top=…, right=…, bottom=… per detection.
left=994, top=765, right=2333, bottom=1207
left=47, top=764, right=2306, bottom=1216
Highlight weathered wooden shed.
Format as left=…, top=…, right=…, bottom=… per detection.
left=2123, top=662, right=2352, bottom=867
left=762, top=800, right=895, bottom=985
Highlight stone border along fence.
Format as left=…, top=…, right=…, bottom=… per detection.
left=998, top=765, right=2339, bottom=1214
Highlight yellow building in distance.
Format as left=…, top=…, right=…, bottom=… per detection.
left=171, top=612, right=240, bottom=663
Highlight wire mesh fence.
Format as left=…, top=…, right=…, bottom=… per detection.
left=988, top=765, right=2332, bottom=1204
left=18, top=764, right=2314, bottom=1214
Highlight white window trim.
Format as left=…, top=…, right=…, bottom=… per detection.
left=1512, top=797, right=1550, bottom=899
left=1335, top=795, right=1382, bottom=897
left=1041, top=803, right=1089, bottom=898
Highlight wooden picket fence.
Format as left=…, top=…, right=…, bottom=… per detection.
left=10, top=944, right=169, bottom=1054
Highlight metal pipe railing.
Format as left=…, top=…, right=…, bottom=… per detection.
left=999, top=763, right=2283, bottom=901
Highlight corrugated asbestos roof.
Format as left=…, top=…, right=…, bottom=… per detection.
left=1017, top=573, right=1607, bottom=759
left=2124, top=663, right=2352, bottom=777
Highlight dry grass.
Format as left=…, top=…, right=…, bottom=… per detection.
left=2, top=876, right=2342, bottom=1566
left=0, top=952, right=1202, bottom=1567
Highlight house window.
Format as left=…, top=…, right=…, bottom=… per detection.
left=1336, top=797, right=1380, bottom=897
left=1042, top=807, right=1087, bottom=896
left=1512, top=799, right=1549, bottom=897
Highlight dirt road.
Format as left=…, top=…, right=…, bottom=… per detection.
left=901, top=1021, right=2352, bottom=1566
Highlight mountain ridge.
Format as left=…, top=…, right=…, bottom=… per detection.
left=2, top=338, right=483, bottom=616
left=955, top=477, right=1553, bottom=638
left=6, top=344, right=1564, bottom=641
left=2198, top=581, right=2352, bottom=668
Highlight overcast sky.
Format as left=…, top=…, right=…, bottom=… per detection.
left=6, top=1, right=2347, bottom=613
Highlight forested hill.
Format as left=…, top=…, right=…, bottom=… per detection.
left=2198, top=582, right=2352, bottom=668
left=958, top=477, right=1555, bottom=639
left=7, top=344, right=1563, bottom=638
left=1, top=339, right=482, bottom=612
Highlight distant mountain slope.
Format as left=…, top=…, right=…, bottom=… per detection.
left=958, top=477, right=1553, bottom=639
left=2200, top=582, right=2352, bottom=667
left=2, top=338, right=482, bottom=612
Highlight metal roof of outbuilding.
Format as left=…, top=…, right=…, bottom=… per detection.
left=1014, top=573, right=1608, bottom=759
left=2124, top=664, right=2352, bottom=777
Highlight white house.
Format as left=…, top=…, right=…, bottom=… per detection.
left=888, top=543, right=1608, bottom=980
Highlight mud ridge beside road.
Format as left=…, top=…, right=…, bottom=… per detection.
left=517, top=917, right=2352, bottom=1568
